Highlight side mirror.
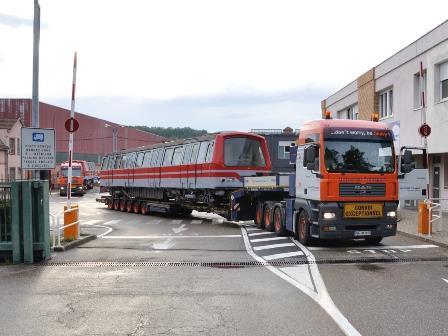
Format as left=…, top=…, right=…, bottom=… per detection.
left=403, top=150, right=412, bottom=165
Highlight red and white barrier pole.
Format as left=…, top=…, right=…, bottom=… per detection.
left=67, top=52, right=77, bottom=208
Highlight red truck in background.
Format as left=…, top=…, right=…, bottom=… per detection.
left=58, top=160, right=97, bottom=196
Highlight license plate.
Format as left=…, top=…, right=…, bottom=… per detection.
left=343, top=203, right=383, bottom=218
left=354, top=230, right=371, bottom=237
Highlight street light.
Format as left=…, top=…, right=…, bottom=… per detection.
left=104, top=123, right=124, bottom=153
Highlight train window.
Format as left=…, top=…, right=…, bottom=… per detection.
left=128, top=152, right=137, bottom=168
left=197, top=142, right=209, bottom=163
left=136, top=152, right=144, bottom=167
left=224, top=137, right=266, bottom=167
left=156, top=148, right=164, bottom=167
left=205, top=141, right=215, bottom=162
left=183, top=144, right=193, bottom=164
left=150, top=150, right=159, bottom=167
left=114, top=155, right=122, bottom=169
left=190, top=143, right=200, bottom=163
left=108, top=156, right=116, bottom=169
left=172, top=146, right=184, bottom=166
left=121, top=155, right=127, bottom=168
left=100, top=157, right=107, bottom=170
left=143, top=151, right=152, bottom=167
left=163, top=148, right=174, bottom=166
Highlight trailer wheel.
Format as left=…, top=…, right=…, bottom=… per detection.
left=255, top=202, right=265, bottom=228
left=107, top=199, right=114, bottom=210
left=141, top=203, right=149, bottom=215
left=126, top=200, right=133, bottom=213
left=365, top=237, right=383, bottom=245
left=273, top=207, right=285, bottom=236
left=113, top=199, right=120, bottom=211
left=119, top=199, right=126, bottom=212
left=264, top=205, right=274, bottom=232
left=133, top=202, right=140, bottom=214
left=297, top=211, right=312, bottom=245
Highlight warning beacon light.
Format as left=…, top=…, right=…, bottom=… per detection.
left=324, top=110, right=332, bottom=119
left=371, top=112, right=379, bottom=122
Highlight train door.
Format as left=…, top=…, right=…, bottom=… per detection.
left=181, top=144, right=193, bottom=189
left=190, top=143, right=200, bottom=189
left=135, top=151, right=145, bottom=188
left=128, top=152, right=136, bottom=187
left=156, top=148, right=166, bottom=189
left=196, top=142, right=209, bottom=189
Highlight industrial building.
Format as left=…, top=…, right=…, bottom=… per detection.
left=321, top=20, right=448, bottom=210
left=0, top=98, right=166, bottom=164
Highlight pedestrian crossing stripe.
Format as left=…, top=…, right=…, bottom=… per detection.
left=253, top=243, right=295, bottom=251
left=250, top=237, right=287, bottom=243
left=248, top=232, right=275, bottom=237
left=263, top=251, right=304, bottom=260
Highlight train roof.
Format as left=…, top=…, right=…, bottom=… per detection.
left=104, top=131, right=265, bottom=156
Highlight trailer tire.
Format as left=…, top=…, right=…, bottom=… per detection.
left=107, top=199, right=114, bottom=210
left=119, top=199, right=126, bottom=212
left=255, top=202, right=265, bottom=228
left=126, top=200, right=133, bottom=213
left=113, top=199, right=120, bottom=211
left=273, top=207, right=286, bottom=236
left=133, top=202, right=140, bottom=214
left=141, top=203, right=149, bottom=215
left=365, top=237, right=383, bottom=245
left=264, top=205, right=274, bottom=232
left=297, top=210, right=312, bottom=245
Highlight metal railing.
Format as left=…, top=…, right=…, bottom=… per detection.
left=0, top=184, right=11, bottom=243
left=50, top=207, right=79, bottom=248
left=425, top=198, right=446, bottom=236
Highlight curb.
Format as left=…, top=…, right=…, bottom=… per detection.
left=52, top=235, right=97, bottom=252
left=397, top=230, right=448, bottom=249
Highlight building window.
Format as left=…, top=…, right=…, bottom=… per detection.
left=337, top=104, right=358, bottom=120
left=413, top=72, right=426, bottom=109
left=9, top=167, right=15, bottom=181
left=278, top=141, right=293, bottom=160
left=17, top=138, right=20, bottom=156
left=8, top=138, right=15, bottom=155
left=379, top=89, right=393, bottom=119
left=440, top=61, right=448, bottom=101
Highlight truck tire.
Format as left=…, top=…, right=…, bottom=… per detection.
left=126, top=200, right=133, bottom=213
left=119, top=199, right=126, bottom=212
left=107, top=199, right=114, bottom=210
left=264, top=205, right=274, bottom=232
left=132, top=202, right=140, bottom=214
left=141, top=203, right=149, bottom=215
left=365, top=237, right=383, bottom=245
left=273, top=207, right=286, bottom=236
left=297, top=210, right=312, bottom=245
left=113, top=199, right=120, bottom=211
left=255, top=202, right=265, bottom=229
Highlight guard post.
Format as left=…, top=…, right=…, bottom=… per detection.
left=418, top=200, right=430, bottom=234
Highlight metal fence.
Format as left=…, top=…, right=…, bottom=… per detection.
left=0, top=183, right=11, bottom=243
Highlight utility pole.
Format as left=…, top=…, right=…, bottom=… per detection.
left=32, top=0, right=40, bottom=179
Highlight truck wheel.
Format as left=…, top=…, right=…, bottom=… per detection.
left=365, top=237, right=383, bottom=245
left=255, top=202, right=265, bottom=229
left=273, top=207, right=286, bottom=236
left=297, top=211, right=312, bottom=245
left=126, top=200, right=133, bottom=213
left=107, top=199, right=114, bottom=210
left=119, top=199, right=126, bottom=212
left=113, top=199, right=120, bottom=211
left=133, top=202, right=140, bottom=214
left=264, top=205, right=274, bottom=232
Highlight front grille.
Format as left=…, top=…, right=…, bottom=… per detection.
left=339, top=183, right=385, bottom=197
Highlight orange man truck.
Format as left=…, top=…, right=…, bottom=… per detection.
left=231, top=116, right=428, bottom=245
left=58, top=160, right=96, bottom=196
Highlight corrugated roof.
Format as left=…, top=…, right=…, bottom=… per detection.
left=0, top=118, right=22, bottom=130
left=0, top=139, right=8, bottom=151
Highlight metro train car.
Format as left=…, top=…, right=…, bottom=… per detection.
left=98, top=131, right=272, bottom=219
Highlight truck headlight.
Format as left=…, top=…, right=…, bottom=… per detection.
left=387, top=211, right=396, bottom=217
left=323, top=212, right=336, bottom=219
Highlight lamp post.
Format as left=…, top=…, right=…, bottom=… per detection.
left=105, top=124, right=124, bottom=152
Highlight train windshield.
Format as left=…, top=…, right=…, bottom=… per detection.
left=324, top=140, right=394, bottom=173
left=224, top=137, right=266, bottom=167
left=61, top=167, right=82, bottom=177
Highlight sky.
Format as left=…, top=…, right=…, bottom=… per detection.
left=1, top=0, right=447, bottom=132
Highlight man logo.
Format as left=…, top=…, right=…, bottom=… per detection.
left=354, top=184, right=372, bottom=194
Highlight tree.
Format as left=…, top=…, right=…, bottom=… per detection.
left=131, top=126, right=208, bottom=139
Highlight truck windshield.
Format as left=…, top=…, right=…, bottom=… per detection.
left=324, top=140, right=394, bottom=173
left=224, top=137, right=266, bottom=167
left=61, top=167, right=82, bottom=177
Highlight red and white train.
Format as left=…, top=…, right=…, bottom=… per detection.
left=99, top=132, right=271, bottom=219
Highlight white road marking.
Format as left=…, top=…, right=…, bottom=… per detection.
left=263, top=251, right=304, bottom=260
left=172, top=224, right=188, bottom=234
left=251, top=237, right=287, bottom=243
left=103, top=220, right=121, bottom=225
left=280, top=265, right=314, bottom=291
left=308, top=244, right=439, bottom=251
left=170, top=219, right=183, bottom=225
left=443, top=278, right=448, bottom=284
left=248, top=232, right=275, bottom=237
left=246, top=227, right=261, bottom=231
left=240, top=227, right=361, bottom=336
left=253, top=243, right=295, bottom=251
left=82, top=219, right=102, bottom=225
left=101, top=235, right=241, bottom=239
left=190, top=220, right=203, bottom=225
left=153, top=237, right=175, bottom=249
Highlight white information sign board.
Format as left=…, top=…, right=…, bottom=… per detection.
left=21, top=127, right=56, bottom=169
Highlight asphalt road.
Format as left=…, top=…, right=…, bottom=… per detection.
left=1, top=190, right=447, bottom=336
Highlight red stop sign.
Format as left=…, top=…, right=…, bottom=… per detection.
left=418, top=123, right=431, bottom=137
left=65, top=118, right=79, bottom=133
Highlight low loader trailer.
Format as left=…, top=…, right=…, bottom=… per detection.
left=231, top=117, right=428, bottom=245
